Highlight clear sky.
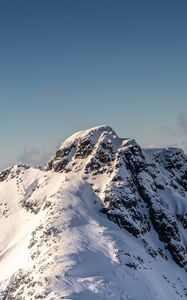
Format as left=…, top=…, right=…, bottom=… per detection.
left=0, top=0, right=187, bottom=169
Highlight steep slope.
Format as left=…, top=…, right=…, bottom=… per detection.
left=0, top=125, right=187, bottom=299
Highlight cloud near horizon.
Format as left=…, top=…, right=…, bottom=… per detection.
left=1, top=115, right=187, bottom=171
left=18, top=147, right=53, bottom=167
left=143, top=113, right=187, bottom=153
left=14, top=113, right=187, bottom=169
left=17, top=140, right=63, bottom=168
left=177, top=112, right=187, bottom=134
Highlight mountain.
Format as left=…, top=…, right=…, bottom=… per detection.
left=0, top=125, right=187, bottom=300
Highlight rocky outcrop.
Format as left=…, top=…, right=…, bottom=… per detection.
left=46, top=125, right=187, bottom=268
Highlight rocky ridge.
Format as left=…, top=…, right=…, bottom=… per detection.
left=47, top=125, right=187, bottom=268
left=0, top=125, right=187, bottom=299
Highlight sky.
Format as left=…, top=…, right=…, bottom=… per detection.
left=0, top=0, right=187, bottom=169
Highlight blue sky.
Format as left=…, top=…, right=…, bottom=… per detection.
left=0, top=0, right=187, bottom=168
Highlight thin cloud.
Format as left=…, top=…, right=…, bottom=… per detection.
left=146, top=126, right=178, bottom=148
left=177, top=112, right=187, bottom=134
left=154, top=125, right=177, bottom=139
left=17, top=139, right=63, bottom=168
left=18, top=147, right=53, bottom=167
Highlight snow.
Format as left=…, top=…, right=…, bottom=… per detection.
left=0, top=126, right=187, bottom=299
left=59, top=125, right=115, bottom=148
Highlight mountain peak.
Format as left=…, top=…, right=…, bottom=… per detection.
left=46, top=126, right=187, bottom=269
left=1, top=126, right=187, bottom=299
left=59, top=125, right=118, bottom=148
left=46, top=125, right=133, bottom=172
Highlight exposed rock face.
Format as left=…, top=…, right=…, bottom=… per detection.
left=47, top=126, right=187, bottom=268
left=1, top=125, right=187, bottom=300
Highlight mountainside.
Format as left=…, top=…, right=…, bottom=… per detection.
left=0, top=125, right=187, bottom=299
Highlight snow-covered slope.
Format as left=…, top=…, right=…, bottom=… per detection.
left=0, top=125, right=187, bottom=299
